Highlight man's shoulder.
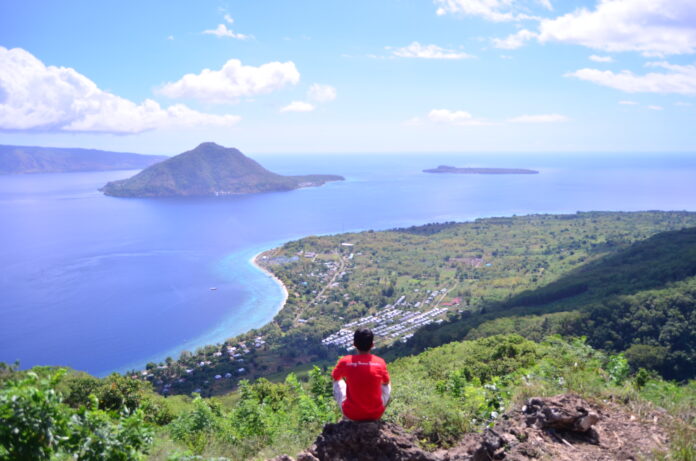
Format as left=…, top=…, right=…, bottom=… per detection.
left=369, top=354, right=387, bottom=365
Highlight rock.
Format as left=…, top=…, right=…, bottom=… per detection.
left=524, top=394, right=599, bottom=433
left=309, top=420, right=440, bottom=461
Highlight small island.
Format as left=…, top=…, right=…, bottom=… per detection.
left=423, top=165, right=539, bottom=175
left=100, top=142, right=344, bottom=197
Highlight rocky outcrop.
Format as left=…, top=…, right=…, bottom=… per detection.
left=270, top=394, right=669, bottom=461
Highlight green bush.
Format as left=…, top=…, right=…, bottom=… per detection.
left=0, top=371, right=68, bottom=461
left=0, top=369, right=153, bottom=461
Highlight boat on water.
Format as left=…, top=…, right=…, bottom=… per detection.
left=210, top=287, right=217, bottom=291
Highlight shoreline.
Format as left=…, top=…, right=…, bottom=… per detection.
left=250, top=250, right=289, bottom=318
left=110, top=246, right=289, bottom=377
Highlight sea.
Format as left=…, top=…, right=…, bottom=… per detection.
left=1, top=152, right=696, bottom=376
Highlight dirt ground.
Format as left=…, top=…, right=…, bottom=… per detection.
left=270, top=393, right=674, bottom=461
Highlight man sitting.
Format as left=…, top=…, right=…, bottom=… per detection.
left=331, top=328, right=391, bottom=421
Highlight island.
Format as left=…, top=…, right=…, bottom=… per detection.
left=100, top=142, right=344, bottom=197
left=0, top=144, right=166, bottom=174
left=423, top=165, right=539, bottom=174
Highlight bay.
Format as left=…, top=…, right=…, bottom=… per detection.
left=1, top=152, right=695, bottom=376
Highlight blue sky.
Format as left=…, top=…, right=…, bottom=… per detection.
left=0, top=0, right=694, bottom=154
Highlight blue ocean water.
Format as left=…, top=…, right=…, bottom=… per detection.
left=1, top=152, right=695, bottom=376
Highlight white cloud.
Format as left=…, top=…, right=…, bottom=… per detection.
left=159, top=59, right=300, bottom=103
left=566, top=62, right=696, bottom=94
left=392, top=42, right=475, bottom=59
left=167, top=35, right=174, bottom=41
left=537, top=0, right=696, bottom=56
left=589, top=55, right=614, bottom=63
left=280, top=101, right=315, bottom=113
left=280, top=84, right=336, bottom=113
left=427, top=109, right=490, bottom=126
left=675, top=101, right=693, bottom=106
left=224, top=14, right=234, bottom=24
left=493, top=29, right=537, bottom=49
left=647, top=105, right=663, bottom=110
left=202, top=24, right=250, bottom=40
left=508, top=113, right=569, bottom=123
left=0, top=47, right=240, bottom=134
left=433, top=0, right=546, bottom=22
left=307, top=84, right=337, bottom=103
left=538, top=0, right=553, bottom=10
left=619, top=100, right=638, bottom=105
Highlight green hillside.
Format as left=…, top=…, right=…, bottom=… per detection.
left=389, top=225, right=696, bottom=381
left=138, top=211, right=696, bottom=399
left=2, top=335, right=694, bottom=460
left=100, top=143, right=343, bottom=197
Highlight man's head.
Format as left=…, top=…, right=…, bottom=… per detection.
left=354, top=328, right=374, bottom=353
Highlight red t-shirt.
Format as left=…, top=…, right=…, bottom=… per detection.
left=331, top=353, right=390, bottom=421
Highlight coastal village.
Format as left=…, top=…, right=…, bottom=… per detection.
left=276, top=244, right=461, bottom=350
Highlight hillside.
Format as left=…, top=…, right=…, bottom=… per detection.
left=100, top=142, right=344, bottom=197
left=138, top=211, right=696, bottom=399
left=0, top=144, right=166, bottom=174
left=3, top=335, right=694, bottom=460
left=389, top=225, right=696, bottom=381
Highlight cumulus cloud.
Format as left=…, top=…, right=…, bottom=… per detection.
left=392, top=42, right=475, bottom=59
left=280, top=101, right=315, bottom=113
left=224, top=14, right=234, bottom=24
left=647, top=105, right=664, bottom=110
left=202, top=24, right=250, bottom=40
left=307, top=84, right=337, bottom=103
left=427, top=109, right=491, bottom=126
left=566, top=61, right=696, bottom=94
left=537, top=0, right=696, bottom=56
left=433, top=0, right=548, bottom=22
left=0, top=47, right=240, bottom=134
left=589, top=55, right=614, bottom=63
left=279, top=84, right=336, bottom=113
left=493, top=29, right=538, bottom=49
left=159, top=59, right=300, bottom=103
left=508, top=113, right=569, bottom=123
left=675, top=101, right=693, bottom=106
left=619, top=100, right=638, bottom=105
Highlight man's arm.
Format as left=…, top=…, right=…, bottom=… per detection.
left=331, top=358, right=346, bottom=407
left=381, top=383, right=391, bottom=408
left=381, top=364, right=391, bottom=407
left=333, top=379, right=346, bottom=406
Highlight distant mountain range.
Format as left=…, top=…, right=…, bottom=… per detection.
left=100, top=142, right=344, bottom=197
left=424, top=165, right=539, bottom=175
left=0, top=144, right=167, bottom=174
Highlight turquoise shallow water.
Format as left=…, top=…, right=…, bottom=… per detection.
left=1, top=152, right=695, bottom=375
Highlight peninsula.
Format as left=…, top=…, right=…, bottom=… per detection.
left=423, top=165, right=539, bottom=174
left=100, top=142, right=344, bottom=197
left=0, top=144, right=166, bottom=174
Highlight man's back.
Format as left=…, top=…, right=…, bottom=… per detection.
left=332, top=353, right=390, bottom=421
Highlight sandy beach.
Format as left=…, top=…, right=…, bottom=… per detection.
left=250, top=250, right=289, bottom=317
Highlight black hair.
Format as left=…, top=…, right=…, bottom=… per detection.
left=354, top=328, right=374, bottom=352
